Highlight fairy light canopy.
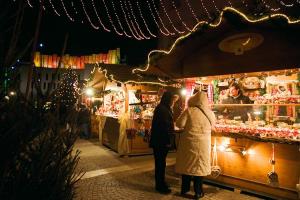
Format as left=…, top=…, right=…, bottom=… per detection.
left=136, top=7, right=300, bottom=79
left=20, top=0, right=300, bottom=40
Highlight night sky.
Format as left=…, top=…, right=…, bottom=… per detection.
left=11, top=1, right=160, bottom=66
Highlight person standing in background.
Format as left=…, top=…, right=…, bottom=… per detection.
left=78, top=104, right=91, bottom=139
left=176, top=91, right=216, bottom=200
left=222, top=83, right=253, bottom=122
left=149, top=91, right=174, bottom=194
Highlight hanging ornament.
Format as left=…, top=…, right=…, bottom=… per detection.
left=211, top=138, right=221, bottom=178
left=267, top=143, right=279, bottom=187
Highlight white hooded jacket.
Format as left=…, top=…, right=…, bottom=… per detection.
left=175, top=92, right=216, bottom=176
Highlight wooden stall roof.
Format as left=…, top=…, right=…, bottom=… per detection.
left=138, top=8, right=300, bottom=79
left=85, top=63, right=176, bottom=86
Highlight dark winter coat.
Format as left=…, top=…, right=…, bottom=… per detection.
left=149, top=92, right=174, bottom=148
left=78, top=108, right=90, bottom=124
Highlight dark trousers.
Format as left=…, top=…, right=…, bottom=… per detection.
left=153, top=147, right=169, bottom=189
left=181, top=175, right=203, bottom=195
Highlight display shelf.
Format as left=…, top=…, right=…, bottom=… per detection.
left=129, top=101, right=157, bottom=106
left=212, top=131, right=300, bottom=145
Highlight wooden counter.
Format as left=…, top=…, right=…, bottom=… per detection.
left=208, top=134, right=300, bottom=199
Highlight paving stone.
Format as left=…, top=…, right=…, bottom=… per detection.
left=74, top=139, right=262, bottom=200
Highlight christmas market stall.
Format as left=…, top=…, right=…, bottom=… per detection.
left=84, top=63, right=178, bottom=155
left=135, top=7, right=300, bottom=199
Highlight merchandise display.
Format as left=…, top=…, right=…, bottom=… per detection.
left=99, top=90, right=125, bottom=118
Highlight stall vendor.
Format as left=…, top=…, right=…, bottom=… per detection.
left=221, top=83, right=253, bottom=122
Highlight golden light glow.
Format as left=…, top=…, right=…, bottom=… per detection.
left=132, top=7, right=300, bottom=76
left=242, top=37, right=251, bottom=46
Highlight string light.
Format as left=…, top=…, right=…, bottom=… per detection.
left=79, top=0, right=99, bottom=29
left=171, top=0, right=192, bottom=31
left=111, top=0, right=131, bottom=37
left=71, top=1, right=78, bottom=15
left=21, top=0, right=300, bottom=40
left=117, top=0, right=140, bottom=39
left=60, top=0, right=74, bottom=21
left=145, top=0, right=170, bottom=36
left=279, top=0, right=294, bottom=7
left=199, top=0, right=212, bottom=19
left=158, top=0, right=185, bottom=34
left=136, top=1, right=156, bottom=38
left=149, top=0, right=174, bottom=35
left=184, top=0, right=199, bottom=22
left=121, top=0, right=143, bottom=39
left=133, top=7, right=300, bottom=75
left=102, top=0, right=123, bottom=35
left=91, top=0, right=111, bottom=32
left=261, top=0, right=281, bottom=12
left=26, top=0, right=33, bottom=8
left=211, top=0, right=220, bottom=13
left=49, top=0, right=60, bottom=16
left=241, top=0, right=248, bottom=8
left=126, top=0, right=150, bottom=39
left=38, top=0, right=46, bottom=10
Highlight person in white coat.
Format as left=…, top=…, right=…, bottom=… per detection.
left=175, top=91, right=216, bottom=200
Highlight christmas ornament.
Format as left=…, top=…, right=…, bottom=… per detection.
left=211, top=138, right=221, bottom=178
left=267, top=143, right=279, bottom=187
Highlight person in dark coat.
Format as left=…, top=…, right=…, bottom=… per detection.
left=78, top=104, right=91, bottom=139
left=222, top=83, right=253, bottom=122
left=150, top=91, right=174, bottom=194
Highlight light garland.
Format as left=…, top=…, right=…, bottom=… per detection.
left=211, top=0, right=220, bottom=13
left=132, top=7, right=300, bottom=76
left=279, top=0, right=294, bottom=7
left=136, top=1, right=156, bottom=38
left=111, top=0, right=131, bottom=37
left=184, top=0, right=199, bottom=22
left=49, top=0, right=60, bottom=16
left=199, top=0, right=212, bottom=19
left=126, top=0, right=150, bottom=39
left=150, top=0, right=174, bottom=35
left=91, top=0, right=111, bottom=32
left=102, top=0, right=123, bottom=35
left=261, top=0, right=281, bottom=12
left=227, top=0, right=233, bottom=7
left=158, top=0, right=184, bottom=34
left=22, top=0, right=300, bottom=40
left=60, top=0, right=74, bottom=21
left=38, top=0, right=46, bottom=10
left=26, top=0, right=33, bottom=8
left=80, top=0, right=99, bottom=29
left=145, top=0, right=169, bottom=36
left=119, top=0, right=143, bottom=40
left=171, top=0, right=192, bottom=32
left=71, top=1, right=78, bottom=15
left=123, top=0, right=144, bottom=39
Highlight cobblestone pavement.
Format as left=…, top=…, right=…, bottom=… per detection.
left=74, top=139, right=262, bottom=200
